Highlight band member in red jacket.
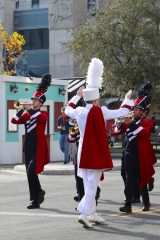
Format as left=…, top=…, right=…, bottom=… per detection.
left=11, top=74, right=51, bottom=209
left=115, top=83, right=157, bottom=213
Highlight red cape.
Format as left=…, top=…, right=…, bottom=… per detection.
left=138, top=119, right=157, bottom=189
left=35, top=110, right=50, bottom=174
left=79, top=106, right=113, bottom=170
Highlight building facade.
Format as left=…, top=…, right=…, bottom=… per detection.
left=0, top=0, right=106, bottom=78
left=0, top=75, right=68, bottom=164
left=0, top=0, right=107, bottom=164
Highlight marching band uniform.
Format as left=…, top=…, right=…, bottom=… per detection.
left=11, top=74, right=51, bottom=209
left=68, top=126, right=84, bottom=201
left=116, top=83, right=157, bottom=213
left=65, top=58, right=134, bottom=228
left=68, top=126, right=102, bottom=204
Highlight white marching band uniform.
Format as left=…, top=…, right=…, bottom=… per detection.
left=65, top=95, right=133, bottom=216
left=65, top=58, right=134, bottom=228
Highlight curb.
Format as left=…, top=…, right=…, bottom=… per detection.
left=13, top=160, right=160, bottom=176
left=14, top=163, right=75, bottom=175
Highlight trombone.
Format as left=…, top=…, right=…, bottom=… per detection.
left=13, top=101, right=32, bottom=109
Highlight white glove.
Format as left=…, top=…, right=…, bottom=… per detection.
left=76, top=86, right=85, bottom=98
left=125, top=90, right=132, bottom=99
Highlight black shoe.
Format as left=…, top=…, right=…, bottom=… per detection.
left=64, top=161, right=68, bottom=164
left=74, top=196, right=80, bottom=202
left=142, top=205, right=150, bottom=212
left=27, top=201, right=40, bottom=209
left=119, top=204, right=132, bottom=213
left=131, top=198, right=141, bottom=203
left=148, top=177, right=154, bottom=192
left=37, top=190, right=45, bottom=205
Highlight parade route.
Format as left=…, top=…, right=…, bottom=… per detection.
left=0, top=166, right=160, bottom=240
left=0, top=206, right=160, bottom=225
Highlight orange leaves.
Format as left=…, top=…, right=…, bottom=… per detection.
left=5, top=32, right=25, bottom=56
left=0, top=24, right=25, bottom=75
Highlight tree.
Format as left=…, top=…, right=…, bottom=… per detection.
left=0, top=24, right=25, bottom=75
left=68, top=0, right=160, bottom=96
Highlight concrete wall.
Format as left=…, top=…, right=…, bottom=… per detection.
left=4, top=0, right=15, bottom=34
left=0, top=0, right=17, bottom=74
left=0, top=0, right=98, bottom=78
left=49, top=0, right=87, bottom=78
left=18, top=0, right=49, bottom=10
left=0, top=0, right=4, bottom=74
left=0, top=0, right=4, bottom=23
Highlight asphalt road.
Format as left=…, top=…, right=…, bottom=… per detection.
left=0, top=167, right=160, bottom=240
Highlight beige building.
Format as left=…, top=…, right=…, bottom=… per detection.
left=0, top=0, right=107, bottom=78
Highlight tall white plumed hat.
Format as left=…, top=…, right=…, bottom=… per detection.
left=83, top=58, right=104, bottom=101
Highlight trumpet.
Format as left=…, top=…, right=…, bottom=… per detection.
left=114, top=111, right=134, bottom=129
left=13, top=101, right=32, bottom=109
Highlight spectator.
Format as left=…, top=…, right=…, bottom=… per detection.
left=58, top=107, right=71, bottom=164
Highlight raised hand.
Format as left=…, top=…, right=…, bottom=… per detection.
left=76, top=86, right=85, bottom=98
left=125, top=90, right=132, bottom=99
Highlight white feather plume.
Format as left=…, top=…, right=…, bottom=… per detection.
left=86, top=58, right=104, bottom=89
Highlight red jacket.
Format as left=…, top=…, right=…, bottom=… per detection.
left=11, top=110, right=49, bottom=174
left=114, top=119, right=156, bottom=188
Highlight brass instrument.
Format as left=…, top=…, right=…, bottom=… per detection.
left=69, top=118, right=79, bottom=135
left=123, top=111, right=134, bottom=122
left=69, top=118, right=77, bottom=126
left=114, top=111, right=134, bottom=129
left=13, top=101, right=32, bottom=109
left=69, top=126, right=79, bottom=135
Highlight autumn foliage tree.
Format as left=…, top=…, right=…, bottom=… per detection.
left=0, top=24, right=25, bottom=75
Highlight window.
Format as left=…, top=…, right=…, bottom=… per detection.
left=32, top=0, right=39, bottom=9
left=88, top=0, right=96, bottom=15
left=16, top=0, right=19, bottom=9
left=19, top=29, right=49, bottom=50
left=88, top=0, right=96, bottom=10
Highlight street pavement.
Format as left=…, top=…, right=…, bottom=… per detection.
left=0, top=163, right=160, bottom=240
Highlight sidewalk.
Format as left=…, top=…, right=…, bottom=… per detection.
left=12, top=158, right=160, bottom=175
left=1, top=147, right=160, bottom=175
left=14, top=161, right=75, bottom=175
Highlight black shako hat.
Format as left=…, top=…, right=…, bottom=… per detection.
left=134, top=82, right=153, bottom=111
left=31, top=73, right=52, bottom=104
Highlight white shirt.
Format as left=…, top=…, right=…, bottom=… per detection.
left=65, top=95, right=133, bottom=177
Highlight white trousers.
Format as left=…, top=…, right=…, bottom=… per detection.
left=77, top=169, right=102, bottom=216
